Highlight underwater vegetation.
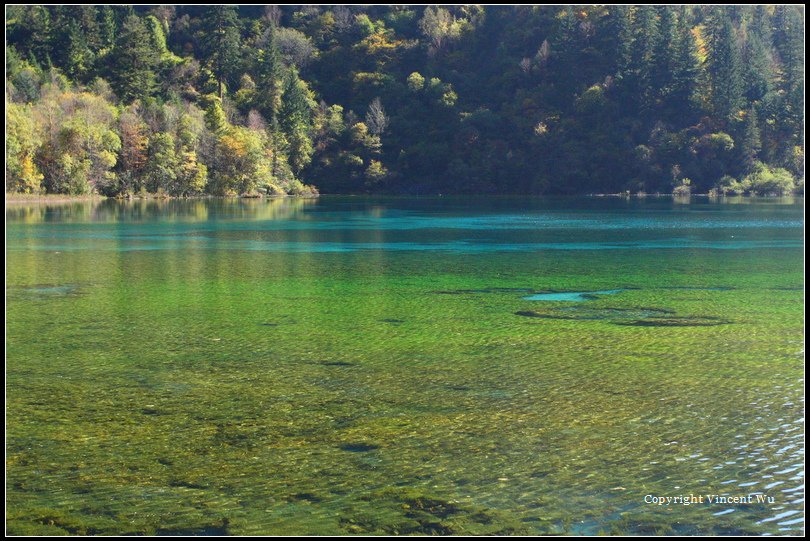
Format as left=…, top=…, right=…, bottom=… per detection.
left=6, top=197, right=805, bottom=535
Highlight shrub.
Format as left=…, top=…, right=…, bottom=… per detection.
left=742, top=162, right=795, bottom=196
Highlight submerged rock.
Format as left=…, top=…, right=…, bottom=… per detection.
left=155, top=523, right=229, bottom=536
left=320, top=360, right=355, bottom=367
left=514, top=310, right=560, bottom=319
left=614, top=317, right=731, bottom=327
left=661, top=286, right=735, bottom=291
left=9, top=284, right=83, bottom=299
left=340, top=488, right=530, bottom=535
left=516, top=306, right=728, bottom=327
left=433, top=287, right=534, bottom=295
left=339, top=443, right=380, bottom=453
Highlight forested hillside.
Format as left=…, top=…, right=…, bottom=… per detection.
left=5, top=5, right=805, bottom=196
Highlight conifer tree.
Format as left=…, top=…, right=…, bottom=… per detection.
left=629, top=5, right=659, bottom=114
left=280, top=67, right=316, bottom=174
left=255, top=23, right=287, bottom=176
left=201, top=6, right=241, bottom=99
left=605, top=5, right=633, bottom=80
left=650, top=7, right=676, bottom=112
left=109, top=15, right=159, bottom=102
left=65, top=19, right=93, bottom=82
left=669, top=7, right=699, bottom=123
left=706, top=9, right=744, bottom=121
left=255, top=23, right=285, bottom=130
left=97, top=6, right=117, bottom=50
left=740, top=107, right=761, bottom=172
left=742, top=15, right=773, bottom=103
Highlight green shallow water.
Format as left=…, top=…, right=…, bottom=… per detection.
left=5, top=196, right=805, bottom=535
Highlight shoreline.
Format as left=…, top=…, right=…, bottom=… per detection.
left=5, top=194, right=107, bottom=204
left=5, top=193, right=319, bottom=204
left=5, top=192, right=802, bottom=205
left=586, top=192, right=803, bottom=198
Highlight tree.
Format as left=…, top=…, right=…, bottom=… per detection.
left=604, top=5, right=633, bottom=80
left=97, top=6, right=117, bottom=50
left=276, top=27, right=316, bottom=68
left=65, top=19, right=94, bottom=82
left=209, top=126, right=273, bottom=195
left=201, top=6, right=241, bottom=99
left=8, top=56, right=43, bottom=104
left=773, top=6, right=804, bottom=92
left=629, top=5, right=659, bottom=114
left=740, top=107, right=761, bottom=172
left=419, top=6, right=459, bottom=53
left=144, top=15, right=170, bottom=59
left=771, top=6, right=804, bottom=171
left=254, top=23, right=287, bottom=176
left=117, top=106, right=149, bottom=194
left=33, top=89, right=120, bottom=194
left=145, top=132, right=178, bottom=193
left=706, top=9, right=744, bottom=121
left=650, top=7, right=677, bottom=110
left=407, top=72, right=425, bottom=92
left=10, top=6, right=53, bottom=66
left=109, top=15, right=159, bottom=103
left=175, top=108, right=208, bottom=195
left=202, top=95, right=228, bottom=134
left=668, top=7, right=698, bottom=121
left=365, top=97, right=388, bottom=136
left=6, top=101, right=44, bottom=193
left=255, top=24, right=285, bottom=129
left=280, top=68, right=316, bottom=174
left=742, top=9, right=773, bottom=103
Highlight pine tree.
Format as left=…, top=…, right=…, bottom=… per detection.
left=740, top=107, right=761, bottom=172
left=109, top=15, right=159, bottom=103
left=773, top=6, right=804, bottom=89
left=629, top=5, right=659, bottom=114
left=669, top=7, right=699, bottom=123
left=650, top=6, right=676, bottom=111
left=144, top=15, right=170, bottom=58
left=706, top=9, right=744, bottom=121
left=554, top=7, right=581, bottom=94
left=65, top=19, right=94, bottom=82
left=772, top=5, right=804, bottom=133
left=280, top=67, right=316, bottom=174
left=15, top=6, right=53, bottom=66
left=201, top=6, right=241, bottom=99
left=76, top=6, right=101, bottom=53
left=97, top=6, right=117, bottom=50
left=255, top=23, right=286, bottom=176
left=742, top=12, right=773, bottom=103
left=604, top=5, right=633, bottom=80
left=255, top=24, right=285, bottom=129
left=203, top=96, right=228, bottom=134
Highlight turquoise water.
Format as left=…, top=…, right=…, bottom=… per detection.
left=5, top=196, right=805, bottom=535
left=522, top=290, right=625, bottom=301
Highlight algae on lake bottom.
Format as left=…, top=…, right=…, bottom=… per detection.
left=5, top=196, right=804, bottom=535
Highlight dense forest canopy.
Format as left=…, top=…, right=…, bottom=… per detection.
left=5, top=5, right=805, bottom=196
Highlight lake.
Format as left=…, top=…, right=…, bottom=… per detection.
left=5, top=196, right=805, bottom=535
